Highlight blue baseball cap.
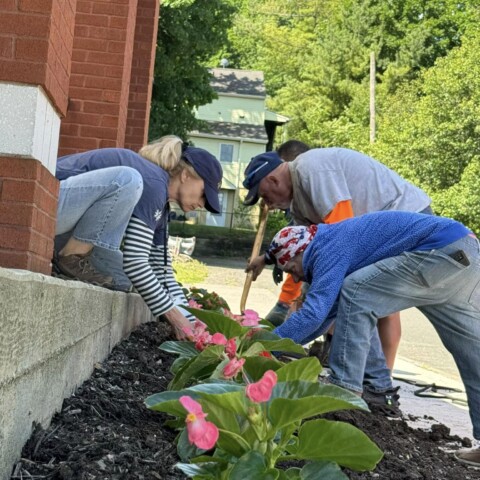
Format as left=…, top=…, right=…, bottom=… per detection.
left=183, top=147, right=223, bottom=213
left=243, top=151, right=283, bottom=206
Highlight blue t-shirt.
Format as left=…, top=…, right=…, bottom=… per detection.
left=274, top=211, right=471, bottom=344
left=56, top=148, right=169, bottom=243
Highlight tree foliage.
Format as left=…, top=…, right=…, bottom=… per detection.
left=149, top=0, right=235, bottom=140
left=221, top=0, right=476, bottom=148
left=370, top=27, right=480, bottom=232
left=219, top=0, right=480, bottom=229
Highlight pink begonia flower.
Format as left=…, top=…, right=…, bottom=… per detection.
left=241, top=309, right=260, bottom=327
left=188, top=299, right=203, bottom=309
left=211, top=332, right=227, bottom=345
left=246, top=370, right=278, bottom=403
left=195, top=331, right=212, bottom=351
left=225, top=338, right=237, bottom=359
left=182, top=320, right=208, bottom=341
left=223, top=357, right=245, bottom=379
left=179, top=396, right=219, bottom=450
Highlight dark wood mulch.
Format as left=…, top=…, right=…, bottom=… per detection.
left=12, top=322, right=480, bottom=480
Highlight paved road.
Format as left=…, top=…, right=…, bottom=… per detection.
left=191, top=255, right=462, bottom=383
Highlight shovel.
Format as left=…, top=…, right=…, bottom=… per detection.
left=240, top=200, right=269, bottom=312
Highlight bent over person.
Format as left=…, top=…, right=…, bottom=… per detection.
left=244, top=147, right=432, bottom=373
left=266, top=211, right=480, bottom=466
left=54, top=136, right=223, bottom=339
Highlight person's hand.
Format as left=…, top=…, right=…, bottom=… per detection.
left=246, top=254, right=266, bottom=281
left=272, top=265, right=283, bottom=285
left=162, top=307, right=192, bottom=340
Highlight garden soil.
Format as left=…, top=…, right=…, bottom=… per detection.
left=12, top=321, right=480, bottom=480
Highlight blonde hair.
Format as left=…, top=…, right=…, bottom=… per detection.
left=138, top=135, right=199, bottom=179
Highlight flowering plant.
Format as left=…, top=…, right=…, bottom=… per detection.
left=160, top=306, right=305, bottom=390
left=185, top=287, right=231, bottom=311
left=146, top=357, right=383, bottom=479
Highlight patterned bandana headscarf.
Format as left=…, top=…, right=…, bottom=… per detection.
left=267, top=225, right=318, bottom=269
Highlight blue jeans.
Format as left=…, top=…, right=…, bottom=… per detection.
left=328, top=234, right=480, bottom=440
left=55, top=167, right=143, bottom=287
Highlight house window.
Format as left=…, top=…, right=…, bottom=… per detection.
left=219, top=144, right=234, bottom=163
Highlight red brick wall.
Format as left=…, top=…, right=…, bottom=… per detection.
left=0, top=0, right=159, bottom=275
left=0, top=0, right=75, bottom=274
left=0, top=157, right=58, bottom=273
left=125, top=0, right=160, bottom=152
left=0, top=0, right=76, bottom=116
left=58, top=0, right=139, bottom=156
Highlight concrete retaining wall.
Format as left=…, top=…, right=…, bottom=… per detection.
left=0, top=268, right=154, bottom=479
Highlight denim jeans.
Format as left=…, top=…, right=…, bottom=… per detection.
left=328, top=234, right=480, bottom=440
left=55, top=167, right=143, bottom=288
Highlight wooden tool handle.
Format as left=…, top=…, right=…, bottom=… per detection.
left=240, top=201, right=269, bottom=312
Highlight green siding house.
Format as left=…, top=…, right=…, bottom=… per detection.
left=186, top=68, right=288, bottom=228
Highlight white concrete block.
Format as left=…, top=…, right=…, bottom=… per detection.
left=0, top=83, right=61, bottom=175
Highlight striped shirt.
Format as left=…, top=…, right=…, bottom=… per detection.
left=123, top=216, right=194, bottom=320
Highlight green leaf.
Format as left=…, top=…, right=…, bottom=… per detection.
left=262, top=339, right=306, bottom=355
left=247, top=330, right=306, bottom=355
left=171, top=356, right=191, bottom=374
left=229, top=451, right=279, bottom=480
left=300, top=461, right=349, bottom=480
left=145, top=390, right=189, bottom=417
left=145, top=383, right=244, bottom=416
left=200, top=390, right=248, bottom=418
left=217, top=429, right=253, bottom=458
left=169, top=344, right=225, bottom=390
left=197, top=392, right=245, bottom=434
left=177, top=428, right=204, bottom=462
left=243, top=356, right=282, bottom=381
left=275, top=357, right=321, bottom=382
left=159, top=340, right=198, bottom=357
left=290, top=419, right=383, bottom=471
left=272, top=381, right=368, bottom=409
left=243, top=342, right=270, bottom=357
left=269, top=395, right=366, bottom=430
left=284, top=467, right=301, bottom=479
left=186, top=307, right=245, bottom=338
left=176, top=461, right=223, bottom=478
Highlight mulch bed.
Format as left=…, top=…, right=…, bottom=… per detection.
left=12, top=321, right=480, bottom=480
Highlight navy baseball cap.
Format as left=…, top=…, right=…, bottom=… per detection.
left=243, top=151, right=283, bottom=206
left=182, top=147, right=223, bottom=214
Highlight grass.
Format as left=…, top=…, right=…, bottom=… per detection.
left=172, top=256, right=209, bottom=284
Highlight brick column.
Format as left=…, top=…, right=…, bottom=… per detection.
left=58, top=0, right=139, bottom=156
left=0, top=0, right=76, bottom=274
left=124, top=0, right=160, bottom=151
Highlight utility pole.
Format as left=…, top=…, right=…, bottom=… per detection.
left=370, top=51, right=376, bottom=143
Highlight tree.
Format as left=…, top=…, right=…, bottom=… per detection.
left=222, top=0, right=477, bottom=147
left=370, top=25, right=480, bottom=232
left=149, top=0, right=235, bottom=140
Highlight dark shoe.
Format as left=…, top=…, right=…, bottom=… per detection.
left=53, top=253, right=115, bottom=289
left=308, top=333, right=332, bottom=368
left=454, top=446, right=480, bottom=467
left=265, top=301, right=290, bottom=326
left=362, top=385, right=402, bottom=418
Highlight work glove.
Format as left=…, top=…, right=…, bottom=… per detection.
left=272, top=265, right=283, bottom=285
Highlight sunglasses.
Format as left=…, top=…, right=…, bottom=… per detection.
left=243, top=161, right=269, bottom=189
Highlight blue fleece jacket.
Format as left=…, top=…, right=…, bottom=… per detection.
left=273, top=211, right=471, bottom=344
